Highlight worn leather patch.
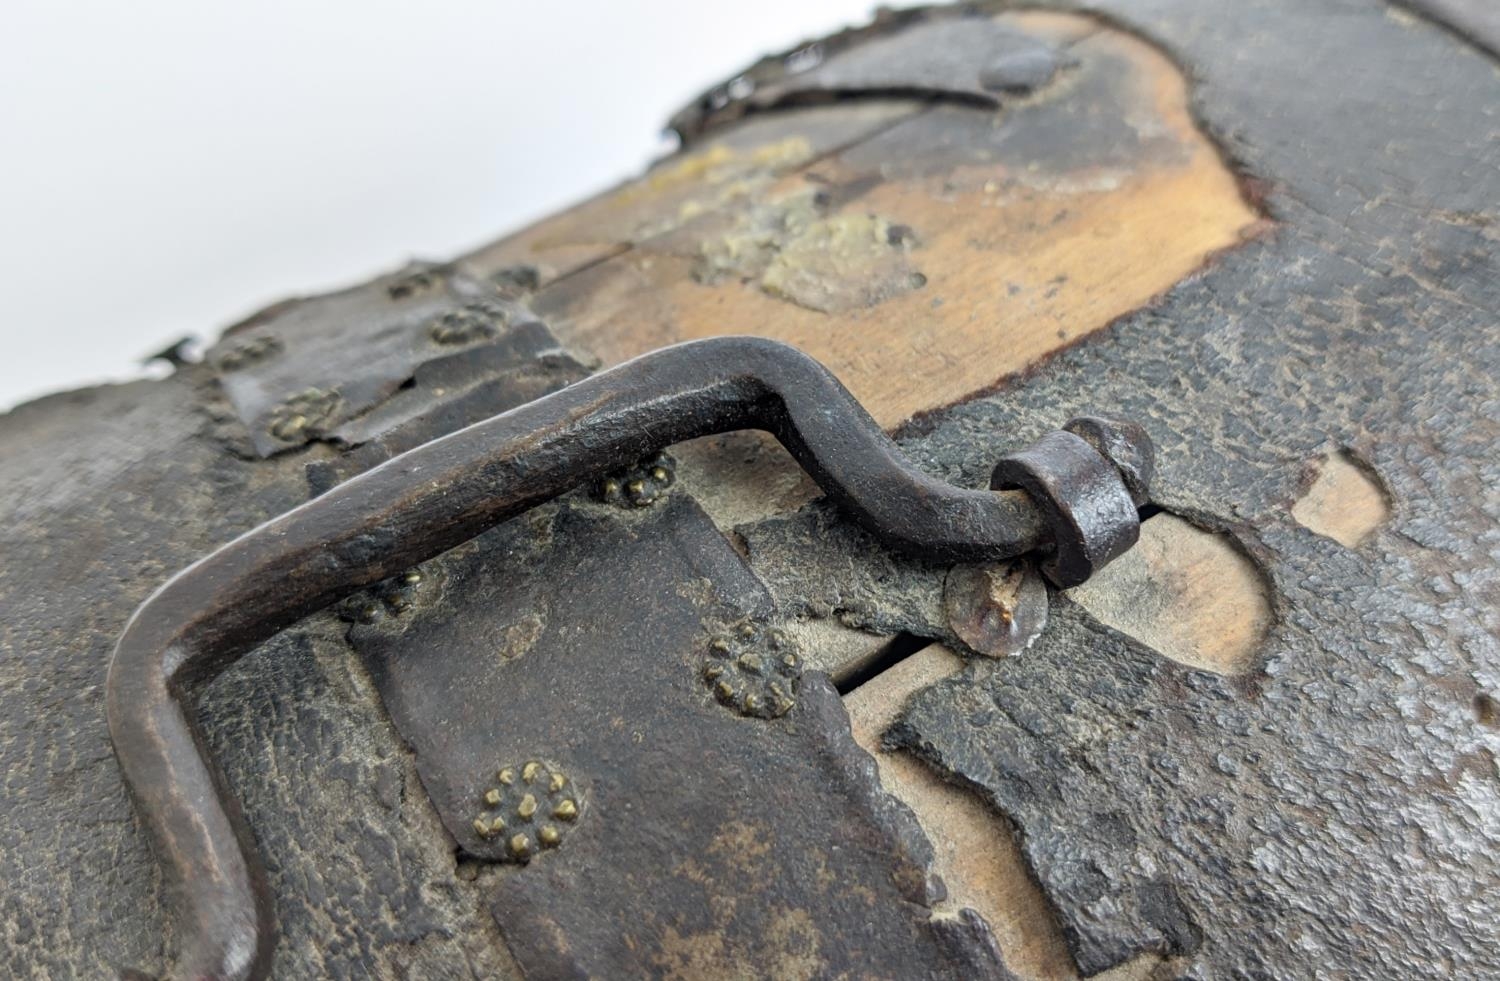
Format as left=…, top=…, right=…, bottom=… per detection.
left=206, top=263, right=566, bottom=457
left=350, top=494, right=1008, bottom=978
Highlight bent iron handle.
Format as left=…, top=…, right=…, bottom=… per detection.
left=107, top=336, right=1150, bottom=980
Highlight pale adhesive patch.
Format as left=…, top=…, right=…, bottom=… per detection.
left=1291, top=450, right=1390, bottom=548
left=842, top=645, right=1080, bottom=981
left=1067, top=514, right=1272, bottom=676
left=462, top=101, right=917, bottom=286
left=695, top=192, right=924, bottom=313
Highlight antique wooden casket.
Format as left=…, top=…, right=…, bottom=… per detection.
left=2, top=1, right=1497, bottom=978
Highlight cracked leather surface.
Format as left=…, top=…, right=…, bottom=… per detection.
left=0, top=1, right=1495, bottom=977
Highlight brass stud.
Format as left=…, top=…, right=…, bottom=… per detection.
left=699, top=620, right=802, bottom=720
left=266, top=388, right=339, bottom=442
left=479, top=760, right=579, bottom=858
left=651, top=467, right=670, bottom=481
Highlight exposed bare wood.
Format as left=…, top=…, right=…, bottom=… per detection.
left=842, top=644, right=1079, bottom=980
left=463, top=102, right=921, bottom=289
left=528, top=14, right=1264, bottom=429
left=670, top=430, right=820, bottom=531
left=1066, top=513, right=1272, bottom=676
left=1291, top=450, right=1390, bottom=548
left=779, top=616, right=894, bottom=683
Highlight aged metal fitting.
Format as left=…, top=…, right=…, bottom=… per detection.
left=106, top=336, right=1152, bottom=980
left=426, top=300, right=509, bottom=345
left=1063, top=415, right=1156, bottom=508
left=701, top=621, right=802, bottom=718
left=471, top=760, right=579, bottom=862
left=990, top=418, right=1151, bottom=588
left=943, top=560, right=1050, bottom=658
left=593, top=451, right=677, bottom=508
left=336, top=567, right=428, bottom=625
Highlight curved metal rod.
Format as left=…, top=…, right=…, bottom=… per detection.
left=107, top=336, right=1052, bottom=980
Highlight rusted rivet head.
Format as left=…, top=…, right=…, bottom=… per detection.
left=1063, top=416, right=1155, bottom=508
left=991, top=428, right=1144, bottom=588
left=943, top=560, right=1049, bottom=658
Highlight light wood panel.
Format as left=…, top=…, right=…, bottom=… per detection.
left=1067, top=513, right=1273, bottom=676
left=527, top=14, right=1264, bottom=428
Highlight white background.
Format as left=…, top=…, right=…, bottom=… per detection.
left=0, top=0, right=877, bottom=410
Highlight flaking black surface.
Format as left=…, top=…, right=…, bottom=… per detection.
left=867, top=1, right=1500, bottom=975
left=0, top=288, right=575, bottom=976
left=0, top=374, right=513, bottom=977
left=207, top=263, right=557, bottom=458
left=722, top=1, right=1499, bottom=975
left=1, top=1, right=1495, bottom=977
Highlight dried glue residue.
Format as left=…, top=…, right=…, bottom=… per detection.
left=633, top=136, right=815, bottom=198
left=696, top=191, right=924, bottom=313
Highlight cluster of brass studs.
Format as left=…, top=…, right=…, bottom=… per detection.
left=427, top=300, right=509, bottom=345
left=387, top=267, right=440, bottom=299
left=702, top=622, right=801, bottom=719
left=471, top=760, right=579, bottom=862
left=215, top=334, right=283, bottom=372
left=265, top=388, right=342, bottom=443
left=490, top=264, right=540, bottom=296
left=593, top=452, right=676, bottom=508
left=337, top=569, right=425, bottom=625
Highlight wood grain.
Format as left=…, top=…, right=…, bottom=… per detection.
left=463, top=101, right=920, bottom=290
left=1066, top=513, right=1273, bottom=676
left=514, top=13, right=1263, bottom=428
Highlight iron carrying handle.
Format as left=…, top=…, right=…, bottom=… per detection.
left=107, top=336, right=1151, bottom=980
